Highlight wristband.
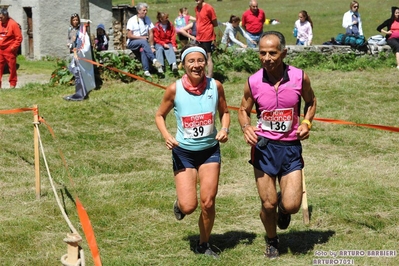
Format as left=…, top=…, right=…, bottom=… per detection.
left=221, top=128, right=229, bottom=134
left=301, top=119, right=312, bottom=130
left=150, top=45, right=155, bottom=48
left=241, top=123, right=250, bottom=132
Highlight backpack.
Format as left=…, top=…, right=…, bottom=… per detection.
left=367, top=35, right=387, bottom=46
left=336, top=33, right=367, bottom=49
left=174, top=16, right=186, bottom=28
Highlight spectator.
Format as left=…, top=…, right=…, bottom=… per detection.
left=377, top=6, right=399, bottom=69
left=126, top=2, right=162, bottom=77
left=64, top=19, right=96, bottom=101
left=155, top=45, right=230, bottom=258
left=221, top=15, right=256, bottom=49
left=241, top=0, right=266, bottom=48
left=0, top=8, right=23, bottom=89
left=195, top=0, right=218, bottom=78
left=342, top=1, right=363, bottom=36
left=153, top=12, right=178, bottom=73
left=67, top=13, right=80, bottom=54
left=178, top=21, right=197, bottom=44
left=294, top=10, right=313, bottom=46
left=95, top=24, right=109, bottom=51
left=175, top=7, right=196, bottom=46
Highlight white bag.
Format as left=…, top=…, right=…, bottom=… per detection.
left=367, top=35, right=387, bottom=46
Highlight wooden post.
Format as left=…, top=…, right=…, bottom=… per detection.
left=33, top=105, right=40, bottom=199
left=302, top=170, right=310, bottom=224
left=80, top=0, right=90, bottom=35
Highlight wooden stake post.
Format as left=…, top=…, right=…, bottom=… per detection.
left=33, top=105, right=40, bottom=199
left=302, top=169, right=310, bottom=224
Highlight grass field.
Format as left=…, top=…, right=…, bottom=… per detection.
left=1, top=59, right=399, bottom=265
left=1, top=0, right=399, bottom=265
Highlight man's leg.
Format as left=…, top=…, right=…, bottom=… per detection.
left=246, top=32, right=257, bottom=48
left=5, top=48, right=17, bottom=87
left=127, top=39, right=151, bottom=71
left=0, top=52, right=5, bottom=88
left=279, top=170, right=303, bottom=215
left=254, top=168, right=278, bottom=239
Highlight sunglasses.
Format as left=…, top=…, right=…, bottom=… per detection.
left=353, top=5, right=359, bottom=8
left=71, top=13, right=79, bottom=17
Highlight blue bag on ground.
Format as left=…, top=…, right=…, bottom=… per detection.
left=335, top=33, right=367, bottom=49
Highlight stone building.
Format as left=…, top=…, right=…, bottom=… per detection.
left=0, top=0, right=113, bottom=59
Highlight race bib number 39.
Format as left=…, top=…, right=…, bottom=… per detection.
left=260, top=108, right=294, bottom=132
left=182, top=112, right=214, bottom=138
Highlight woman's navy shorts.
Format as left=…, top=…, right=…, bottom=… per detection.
left=172, top=143, right=221, bottom=171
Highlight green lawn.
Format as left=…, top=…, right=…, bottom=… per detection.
left=1, top=0, right=399, bottom=265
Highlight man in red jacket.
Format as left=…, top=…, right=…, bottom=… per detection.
left=0, top=8, right=23, bottom=89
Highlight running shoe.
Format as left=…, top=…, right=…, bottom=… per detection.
left=173, top=200, right=185, bottom=220
left=264, top=242, right=279, bottom=259
left=277, top=191, right=291, bottom=230
left=195, top=241, right=219, bottom=259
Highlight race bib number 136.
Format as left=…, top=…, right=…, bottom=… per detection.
left=181, top=112, right=214, bottom=138
left=260, top=108, right=294, bottom=132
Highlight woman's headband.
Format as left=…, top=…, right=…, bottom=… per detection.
left=181, top=47, right=207, bottom=62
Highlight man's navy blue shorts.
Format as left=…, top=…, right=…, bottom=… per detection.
left=250, top=137, right=303, bottom=178
left=172, top=143, right=221, bottom=171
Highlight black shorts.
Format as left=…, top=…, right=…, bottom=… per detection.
left=196, top=41, right=213, bottom=54
left=172, top=143, right=221, bottom=171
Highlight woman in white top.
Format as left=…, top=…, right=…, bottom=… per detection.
left=342, top=1, right=363, bottom=36
left=221, top=15, right=256, bottom=49
left=294, top=10, right=313, bottom=46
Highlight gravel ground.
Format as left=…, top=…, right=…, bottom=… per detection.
left=1, top=73, right=50, bottom=89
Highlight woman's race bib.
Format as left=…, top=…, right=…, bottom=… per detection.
left=181, top=112, right=214, bottom=138
left=259, top=108, right=294, bottom=132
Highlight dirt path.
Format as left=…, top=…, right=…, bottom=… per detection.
left=1, top=73, right=50, bottom=89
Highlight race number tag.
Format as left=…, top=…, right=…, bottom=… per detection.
left=260, top=108, right=294, bottom=132
left=181, top=112, right=214, bottom=138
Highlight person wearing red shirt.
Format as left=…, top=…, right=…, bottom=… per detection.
left=241, top=0, right=266, bottom=48
left=153, top=12, right=179, bottom=73
left=0, top=9, right=22, bottom=89
left=195, top=0, right=218, bottom=78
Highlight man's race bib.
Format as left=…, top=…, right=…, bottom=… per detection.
left=181, top=112, right=214, bottom=138
left=259, top=108, right=294, bottom=132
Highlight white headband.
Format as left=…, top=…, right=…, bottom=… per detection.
left=181, top=47, right=207, bottom=62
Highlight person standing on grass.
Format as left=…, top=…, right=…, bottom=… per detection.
left=0, top=8, right=22, bottom=89
left=63, top=19, right=96, bottom=101
left=294, top=10, right=313, bottom=46
left=376, top=6, right=399, bottom=70
left=155, top=45, right=230, bottom=258
left=342, top=1, right=363, bottom=36
left=238, top=31, right=316, bottom=259
left=194, top=0, right=218, bottom=78
left=241, top=0, right=266, bottom=48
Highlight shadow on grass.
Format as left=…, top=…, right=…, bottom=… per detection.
left=277, top=229, right=335, bottom=255
left=185, top=230, right=257, bottom=252
left=184, top=227, right=335, bottom=255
